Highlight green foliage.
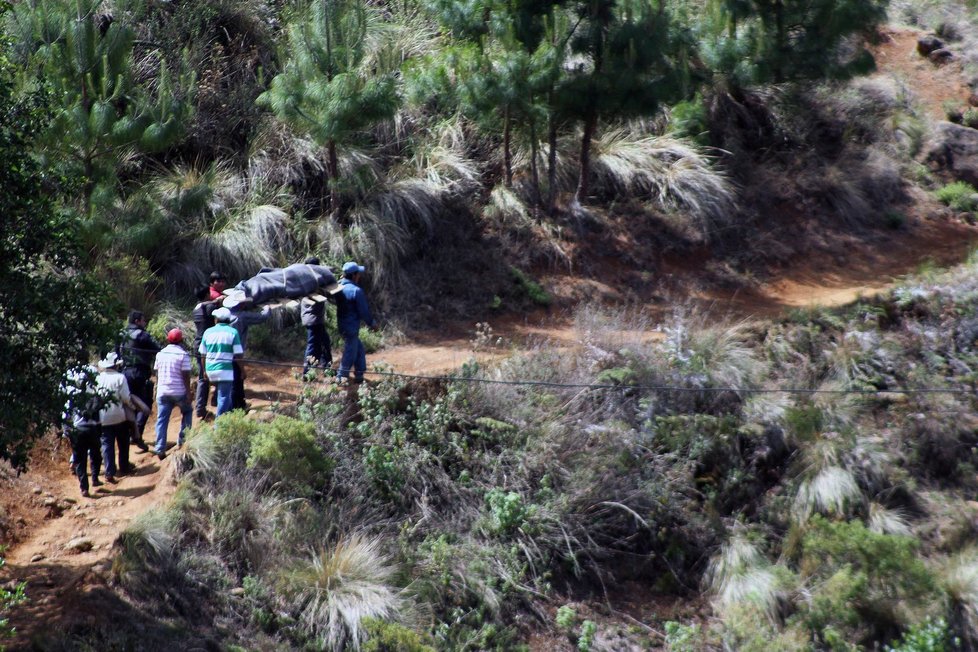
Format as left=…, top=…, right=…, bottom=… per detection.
left=484, top=489, right=530, bottom=535
left=935, top=182, right=978, bottom=213
left=556, top=605, right=577, bottom=630
left=577, top=619, right=597, bottom=651
left=362, top=618, right=436, bottom=652
left=510, top=267, right=552, bottom=306
left=0, top=554, right=26, bottom=643
left=797, top=516, right=938, bottom=645
left=884, top=618, right=952, bottom=652
left=0, top=39, right=117, bottom=470
left=664, top=621, right=701, bottom=652
left=698, top=0, right=886, bottom=87
left=257, top=0, right=400, bottom=200
left=12, top=0, right=193, bottom=206
left=246, top=417, right=334, bottom=494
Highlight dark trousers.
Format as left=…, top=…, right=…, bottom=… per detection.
left=232, top=361, right=246, bottom=411
left=124, top=369, right=154, bottom=436
left=100, top=422, right=131, bottom=478
left=304, top=324, right=332, bottom=375
left=195, top=353, right=210, bottom=417
left=69, top=425, right=101, bottom=492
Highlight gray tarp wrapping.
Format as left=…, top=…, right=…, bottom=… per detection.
left=224, top=264, right=336, bottom=307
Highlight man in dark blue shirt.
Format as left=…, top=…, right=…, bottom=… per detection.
left=336, top=261, right=376, bottom=384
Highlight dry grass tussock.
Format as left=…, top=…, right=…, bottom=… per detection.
left=792, top=435, right=864, bottom=522
left=591, top=129, right=737, bottom=238
left=709, top=531, right=785, bottom=624
left=278, top=535, right=404, bottom=651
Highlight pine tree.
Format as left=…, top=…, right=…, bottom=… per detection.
left=556, top=0, right=685, bottom=202
left=0, top=40, right=117, bottom=470
left=703, top=0, right=886, bottom=86
left=258, top=0, right=401, bottom=215
left=13, top=0, right=193, bottom=208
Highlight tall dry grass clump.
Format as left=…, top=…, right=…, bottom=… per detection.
left=278, top=535, right=404, bottom=651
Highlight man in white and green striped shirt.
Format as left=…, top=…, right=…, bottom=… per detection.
left=198, top=307, right=243, bottom=416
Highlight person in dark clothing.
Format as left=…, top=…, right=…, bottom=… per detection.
left=63, top=366, right=103, bottom=497
left=192, top=285, right=219, bottom=418
left=120, top=310, right=161, bottom=445
left=336, top=261, right=376, bottom=384
left=300, top=256, right=333, bottom=377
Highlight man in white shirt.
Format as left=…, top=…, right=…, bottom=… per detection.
left=154, top=328, right=193, bottom=459
left=96, top=352, right=135, bottom=482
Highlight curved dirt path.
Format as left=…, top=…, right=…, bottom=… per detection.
left=4, top=24, right=978, bottom=650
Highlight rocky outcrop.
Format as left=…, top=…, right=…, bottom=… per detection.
left=928, top=122, right=978, bottom=187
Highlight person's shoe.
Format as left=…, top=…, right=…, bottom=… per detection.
left=176, top=440, right=184, bottom=450
left=120, top=464, right=134, bottom=474
left=81, top=489, right=90, bottom=498
left=92, top=478, right=103, bottom=487
left=106, top=476, right=118, bottom=484
left=156, top=451, right=166, bottom=461
left=133, top=440, right=149, bottom=452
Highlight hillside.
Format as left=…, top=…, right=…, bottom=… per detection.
left=4, top=0, right=978, bottom=649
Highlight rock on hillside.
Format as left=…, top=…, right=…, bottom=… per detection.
left=928, top=121, right=978, bottom=186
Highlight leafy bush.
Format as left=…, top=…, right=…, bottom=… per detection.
left=935, top=182, right=978, bottom=212
left=884, top=618, right=951, bottom=652
left=246, top=416, right=333, bottom=493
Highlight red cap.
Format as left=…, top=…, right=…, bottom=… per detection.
left=166, top=328, right=183, bottom=344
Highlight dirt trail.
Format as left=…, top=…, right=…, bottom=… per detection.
left=4, top=25, right=978, bottom=650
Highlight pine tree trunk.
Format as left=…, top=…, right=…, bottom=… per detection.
left=503, top=106, right=513, bottom=188
left=326, top=139, right=339, bottom=213
left=529, top=120, right=542, bottom=209
left=547, top=109, right=558, bottom=214
left=575, top=112, right=597, bottom=203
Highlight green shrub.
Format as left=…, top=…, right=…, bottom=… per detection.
left=510, top=267, right=552, bottom=306
left=935, top=182, right=978, bottom=212
left=884, top=618, right=951, bottom=652
left=556, top=605, right=577, bottom=630
left=578, top=620, right=597, bottom=652
left=484, top=489, right=530, bottom=535
left=246, top=416, right=333, bottom=493
left=362, top=618, right=435, bottom=652
left=186, top=411, right=262, bottom=470
left=964, top=108, right=978, bottom=130
left=664, top=621, right=701, bottom=652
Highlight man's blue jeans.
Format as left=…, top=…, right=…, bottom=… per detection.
left=338, top=333, right=366, bottom=381
left=213, top=380, right=234, bottom=416
left=155, top=394, right=192, bottom=453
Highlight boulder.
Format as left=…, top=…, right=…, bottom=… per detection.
left=927, top=122, right=978, bottom=187
left=65, top=537, right=94, bottom=553
left=929, top=48, right=954, bottom=64
left=917, top=35, right=944, bottom=55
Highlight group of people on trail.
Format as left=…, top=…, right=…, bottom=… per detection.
left=62, top=260, right=376, bottom=497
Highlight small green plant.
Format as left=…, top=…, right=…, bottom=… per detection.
left=964, top=108, right=978, bottom=130
left=0, top=554, right=26, bottom=642
left=362, top=617, right=436, bottom=652
left=364, top=445, right=405, bottom=501
left=664, top=621, right=701, bottom=651
left=935, top=181, right=978, bottom=212
left=556, top=605, right=577, bottom=630
left=484, top=489, right=529, bottom=535
left=510, top=267, right=552, bottom=306
left=577, top=620, right=598, bottom=652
